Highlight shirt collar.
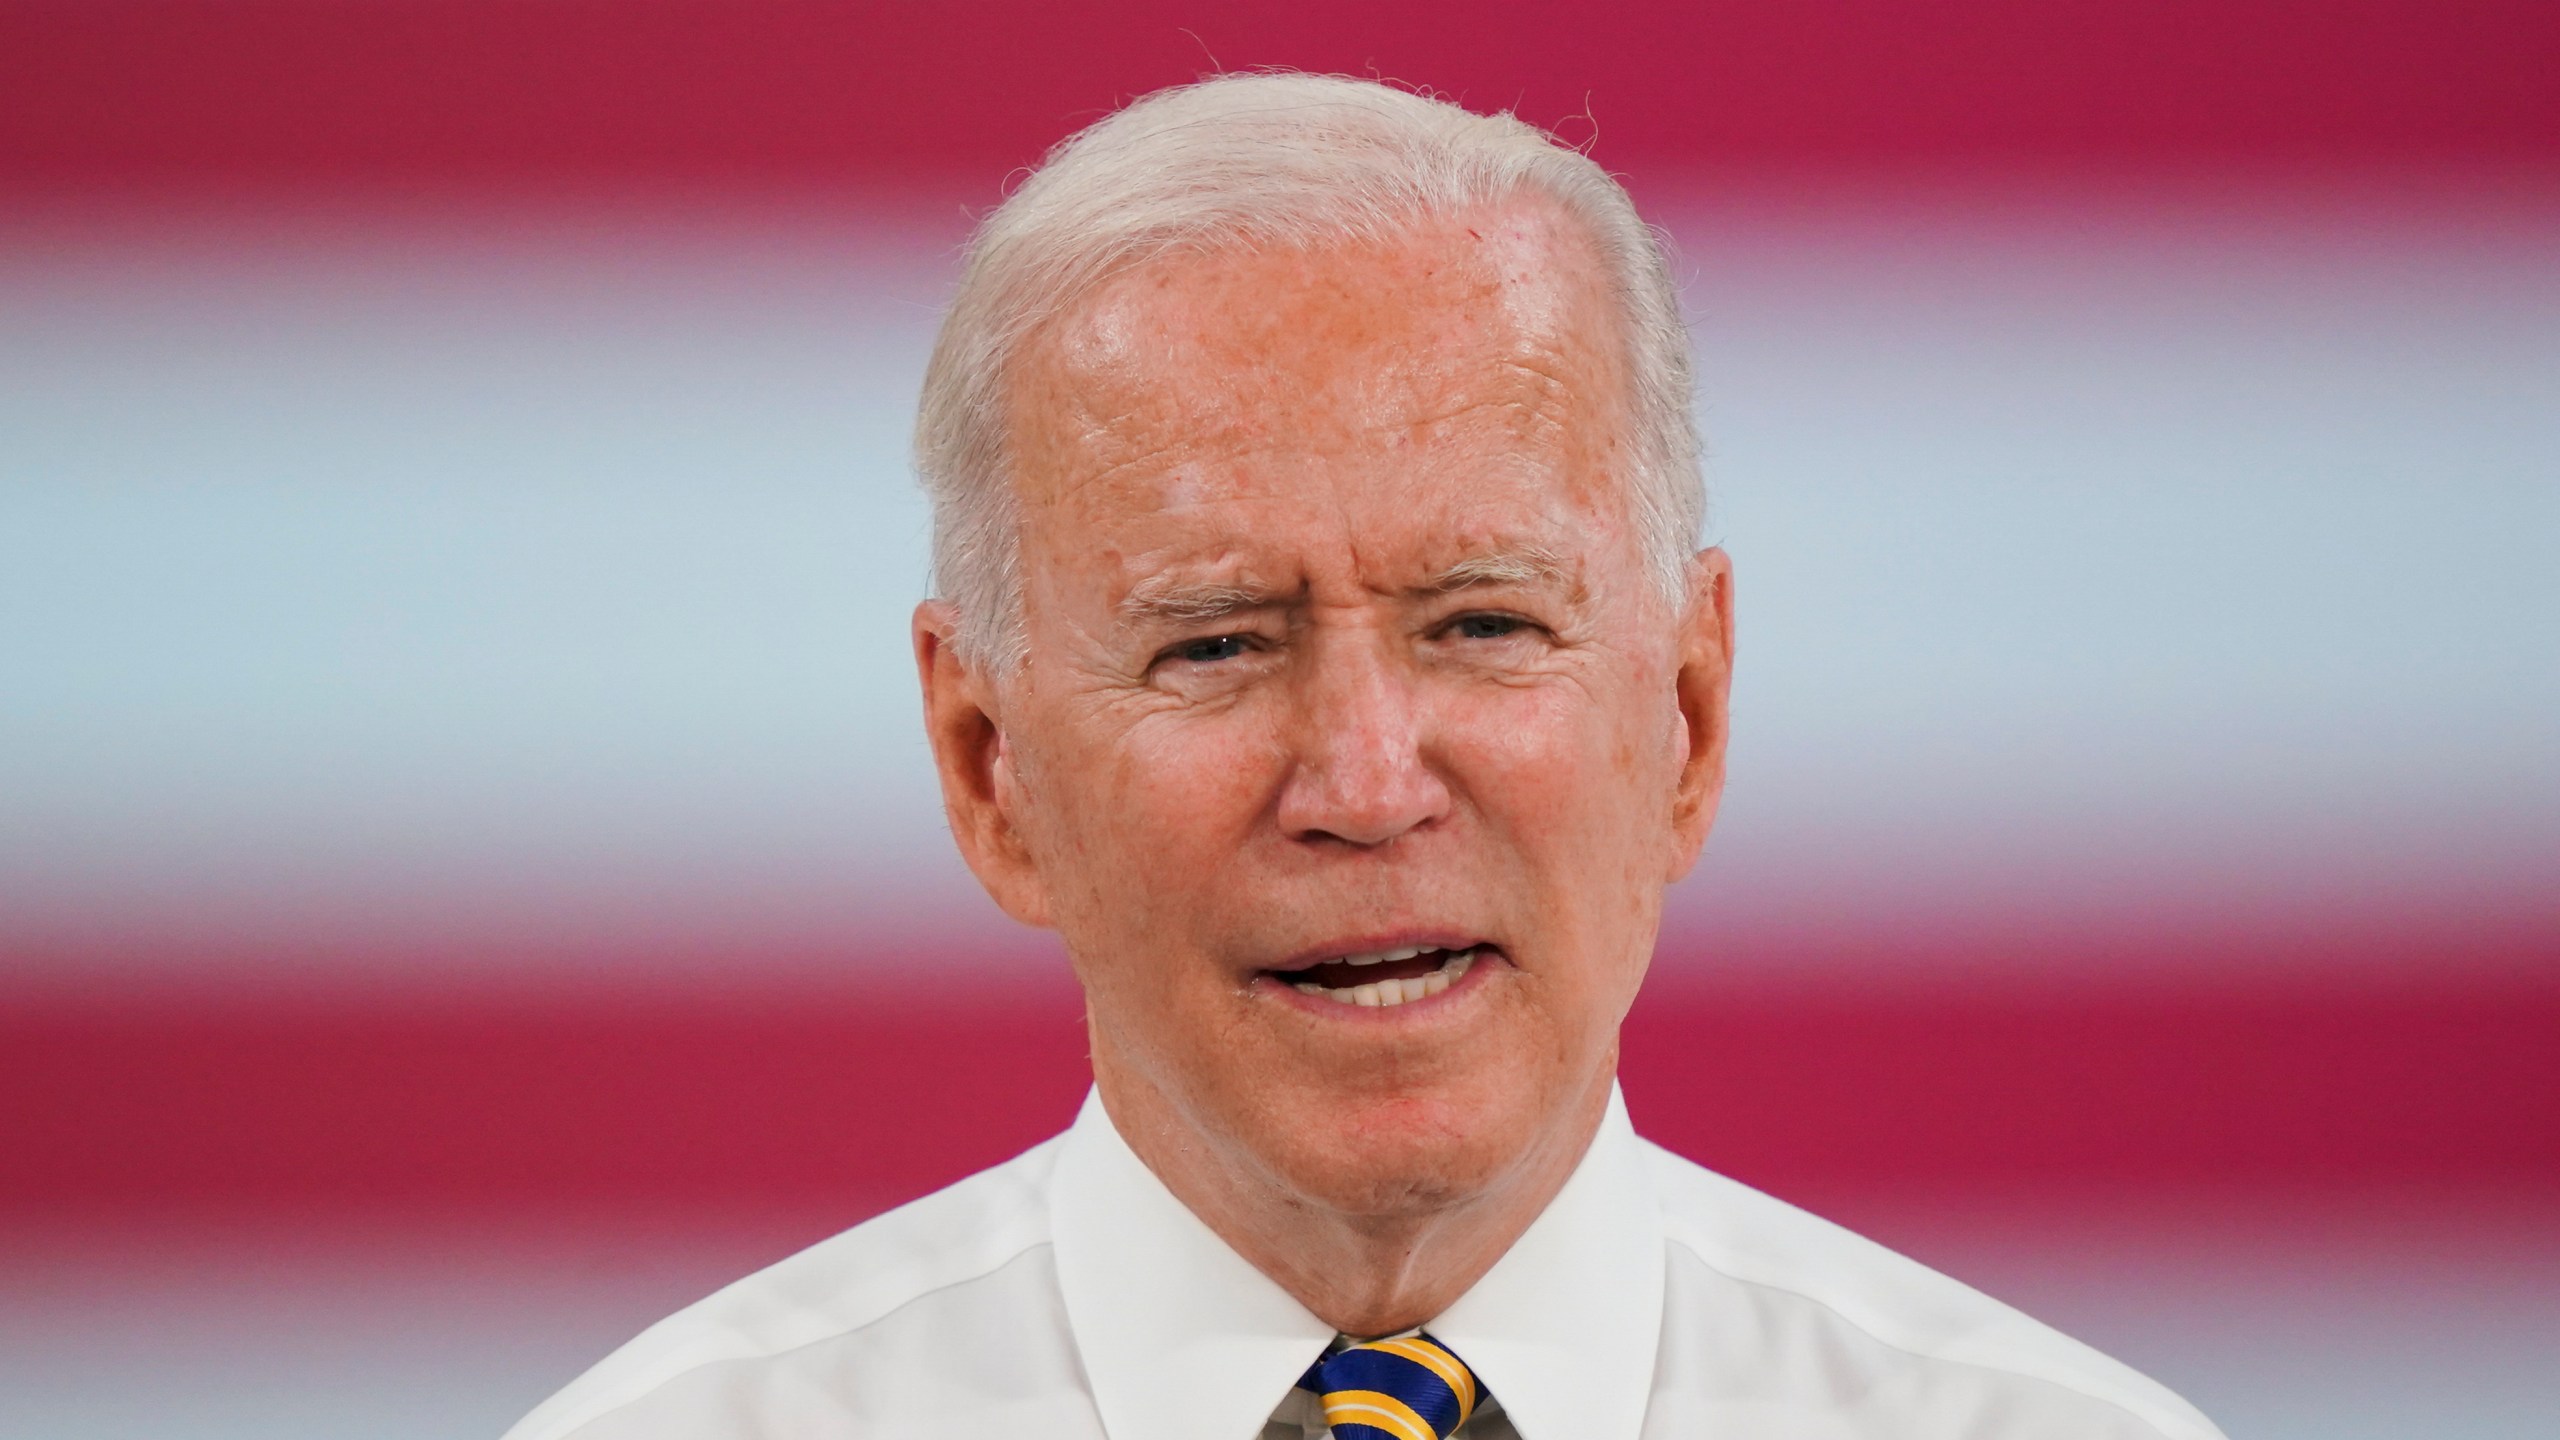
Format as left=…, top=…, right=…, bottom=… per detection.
left=1425, top=1086, right=1665, bottom=1440
left=1051, top=1089, right=1337, bottom=1440
left=1049, top=1084, right=1666, bottom=1440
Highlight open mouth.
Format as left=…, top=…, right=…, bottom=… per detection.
left=1272, top=943, right=1489, bottom=1008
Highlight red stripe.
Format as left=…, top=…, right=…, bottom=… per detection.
left=1625, top=973, right=2560, bottom=1194
left=6, top=931, right=2554, bottom=1219
left=5, top=1, right=2556, bottom=190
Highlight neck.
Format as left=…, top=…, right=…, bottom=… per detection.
left=1093, top=1052, right=1614, bottom=1338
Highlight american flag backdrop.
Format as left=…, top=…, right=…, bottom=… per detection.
left=3, top=6, right=2556, bottom=1437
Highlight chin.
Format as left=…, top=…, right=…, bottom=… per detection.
left=1257, top=1078, right=1545, bottom=1218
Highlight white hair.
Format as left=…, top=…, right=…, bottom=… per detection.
left=914, top=71, right=1703, bottom=667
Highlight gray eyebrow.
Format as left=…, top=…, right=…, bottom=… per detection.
left=1116, top=547, right=1571, bottom=627
left=1423, top=547, right=1572, bottom=593
left=1117, top=579, right=1279, bottom=625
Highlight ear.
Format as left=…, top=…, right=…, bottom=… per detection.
left=1665, top=547, right=1734, bottom=882
left=913, top=601, right=1055, bottom=928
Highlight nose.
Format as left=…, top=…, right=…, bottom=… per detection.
left=1274, top=628, right=1453, bottom=847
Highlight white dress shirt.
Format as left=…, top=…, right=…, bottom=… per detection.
left=504, top=1086, right=2224, bottom=1440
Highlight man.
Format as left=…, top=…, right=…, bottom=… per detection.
left=507, top=74, right=2223, bottom=1440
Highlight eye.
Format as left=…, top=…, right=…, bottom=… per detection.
left=1169, top=634, right=1251, bottom=665
left=1448, top=612, right=1525, bottom=640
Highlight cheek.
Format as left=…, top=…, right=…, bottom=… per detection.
left=1435, top=669, right=1681, bottom=986
left=1026, top=702, right=1281, bottom=898
left=1128, top=721, right=1277, bottom=849
left=1441, top=676, right=1670, bottom=833
left=1442, top=693, right=1577, bottom=829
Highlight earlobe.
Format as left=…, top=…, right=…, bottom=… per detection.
left=1665, top=548, right=1733, bottom=881
left=913, top=602, right=1054, bottom=929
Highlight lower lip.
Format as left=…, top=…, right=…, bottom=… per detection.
left=1254, top=948, right=1500, bottom=1016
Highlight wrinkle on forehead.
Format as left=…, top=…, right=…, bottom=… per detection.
left=1006, top=198, right=1626, bottom=498
left=998, top=195, right=1643, bottom=631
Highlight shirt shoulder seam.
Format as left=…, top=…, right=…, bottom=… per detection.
left=519, top=1212, right=1056, bottom=1440
left=1653, top=1204, right=2216, bottom=1440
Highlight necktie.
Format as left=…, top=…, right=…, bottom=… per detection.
left=1298, top=1331, right=1485, bottom=1440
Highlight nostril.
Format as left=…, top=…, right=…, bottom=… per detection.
left=1274, top=730, right=1454, bottom=846
left=1295, top=824, right=1406, bottom=849
left=1284, top=797, right=1450, bottom=848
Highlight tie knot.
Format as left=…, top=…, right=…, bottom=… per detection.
left=1298, top=1332, right=1484, bottom=1440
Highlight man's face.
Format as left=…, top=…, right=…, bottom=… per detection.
left=929, top=198, right=1730, bottom=1217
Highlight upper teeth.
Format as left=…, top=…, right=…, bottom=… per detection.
left=1342, top=945, right=1427, bottom=967
left=1292, top=947, right=1478, bottom=1008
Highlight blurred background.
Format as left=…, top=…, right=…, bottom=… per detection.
left=3, top=4, right=2555, bottom=1437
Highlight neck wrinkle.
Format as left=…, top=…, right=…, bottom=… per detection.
left=1091, top=1036, right=1618, bottom=1337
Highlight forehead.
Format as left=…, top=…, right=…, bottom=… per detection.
left=1002, top=198, right=1633, bottom=563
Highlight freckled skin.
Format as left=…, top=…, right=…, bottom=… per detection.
left=916, top=197, right=1734, bottom=1336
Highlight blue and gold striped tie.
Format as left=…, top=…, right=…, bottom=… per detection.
left=1298, top=1331, right=1485, bottom=1440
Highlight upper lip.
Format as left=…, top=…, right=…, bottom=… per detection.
left=1259, top=932, right=1497, bottom=974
